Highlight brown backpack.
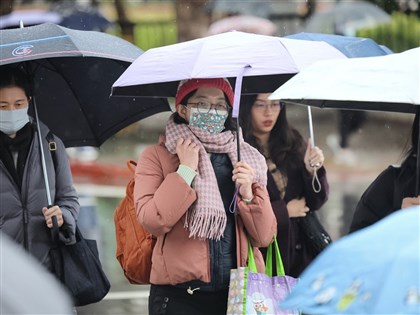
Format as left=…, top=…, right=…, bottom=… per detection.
left=114, top=160, right=156, bottom=284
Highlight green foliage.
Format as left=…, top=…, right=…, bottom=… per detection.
left=134, top=20, right=177, bottom=50
left=357, top=12, right=420, bottom=52
left=363, top=0, right=400, bottom=15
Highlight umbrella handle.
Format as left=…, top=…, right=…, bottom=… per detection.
left=312, top=167, right=321, bottom=193
left=50, top=215, right=59, bottom=244
left=308, top=106, right=321, bottom=193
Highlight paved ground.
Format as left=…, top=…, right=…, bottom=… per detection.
left=77, top=107, right=413, bottom=315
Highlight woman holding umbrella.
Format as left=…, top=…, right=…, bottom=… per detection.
left=349, top=112, right=420, bottom=232
left=0, top=65, right=79, bottom=270
left=134, top=78, right=276, bottom=314
left=239, top=93, right=329, bottom=277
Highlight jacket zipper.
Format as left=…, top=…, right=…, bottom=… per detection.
left=22, top=138, right=37, bottom=251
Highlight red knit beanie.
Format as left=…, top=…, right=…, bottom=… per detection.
left=175, top=78, right=234, bottom=107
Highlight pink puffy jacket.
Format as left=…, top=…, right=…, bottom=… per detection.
left=134, top=144, right=277, bottom=285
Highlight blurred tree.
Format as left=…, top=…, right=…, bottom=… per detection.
left=0, top=0, right=13, bottom=15
left=114, top=0, right=135, bottom=43
left=175, top=0, right=210, bottom=42
left=357, top=12, right=420, bottom=52
left=365, top=0, right=420, bottom=17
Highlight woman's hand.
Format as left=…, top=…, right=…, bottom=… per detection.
left=176, top=138, right=199, bottom=171
left=401, top=196, right=420, bottom=209
left=232, top=161, right=255, bottom=200
left=42, top=205, right=64, bottom=228
left=287, top=197, right=309, bottom=218
left=304, top=139, right=325, bottom=174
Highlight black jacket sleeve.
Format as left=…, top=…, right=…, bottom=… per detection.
left=349, top=166, right=398, bottom=233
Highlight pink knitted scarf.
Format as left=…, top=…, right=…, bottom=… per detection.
left=165, top=114, right=267, bottom=240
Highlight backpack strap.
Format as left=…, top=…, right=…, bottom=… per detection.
left=127, top=160, right=137, bottom=173
left=46, top=131, right=58, bottom=171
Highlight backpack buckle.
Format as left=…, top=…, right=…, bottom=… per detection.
left=49, top=141, right=57, bottom=151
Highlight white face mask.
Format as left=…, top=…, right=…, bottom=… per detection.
left=0, top=108, right=30, bottom=135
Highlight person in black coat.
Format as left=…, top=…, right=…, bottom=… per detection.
left=239, top=93, right=329, bottom=277
left=349, top=113, right=420, bottom=233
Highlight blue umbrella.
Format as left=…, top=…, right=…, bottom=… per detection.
left=286, top=32, right=392, bottom=58
left=281, top=206, right=420, bottom=314
left=59, top=10, right=112, bottom=32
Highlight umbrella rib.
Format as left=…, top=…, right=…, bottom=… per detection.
left=0, top=35, right=71, bottom=48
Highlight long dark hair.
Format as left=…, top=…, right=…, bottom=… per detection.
left=397, top=112, right=419, bottom=195
left=239, top=94, right=306, bottom=172
left=173, top=90, right=237, bottom=131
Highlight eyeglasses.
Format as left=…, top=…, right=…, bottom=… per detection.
left=252, top=101, right=285, bottom=113
left=186, top=101, right=230, bottom=115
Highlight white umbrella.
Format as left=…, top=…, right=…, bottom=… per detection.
left=0, top=232, right=73, bottom=314
left=269, top=47, right=420, bottom=112
left=269, top=47, right=420, bottom=192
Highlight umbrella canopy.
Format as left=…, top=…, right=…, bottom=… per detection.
left=112, top=31, right=346, bottom=101
left=269, top=47, right=420, bottom=112
left=281, top=206, right=420, bottom=314
left=286, top=32, right=391, bottom=58
left=0, top=232, right=74, bottom=314
left=0, top=23, right=170, bottom=147
left=207, top=15, right=277, bottom=36
left=304, top=0, right=390, bottom=36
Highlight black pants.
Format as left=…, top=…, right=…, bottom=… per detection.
left=149, top=284, right=228, bottom=315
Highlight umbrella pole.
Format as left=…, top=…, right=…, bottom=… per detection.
left=232, top=65, right=251, bottom=162
left=33, top=97, right=53, bottom=206
left=236, top=118, right=241, bottom=161
left=308, top=106, right=315, bottom=147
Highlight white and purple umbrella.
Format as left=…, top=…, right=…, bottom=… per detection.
left=112, top=31, right=346, bottom=120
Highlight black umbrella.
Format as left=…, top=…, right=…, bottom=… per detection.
left=0, top=23, right=170, bottom=147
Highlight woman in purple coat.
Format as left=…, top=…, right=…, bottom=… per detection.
left=239, top=93, right=329, bottom=277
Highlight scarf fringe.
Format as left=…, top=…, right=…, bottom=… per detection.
left=184, top=207, right=227, bottom=240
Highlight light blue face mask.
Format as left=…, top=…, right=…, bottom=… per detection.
left=188, top=108, right=228, bottom=135
left=0, top=108, right=30, bottom=135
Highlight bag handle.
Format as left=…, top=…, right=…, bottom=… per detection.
left=247, top=239, right=258, bottom=273
left=265, top=237, right=286, bottom=277
left=247, top=237, right=286, bottom=276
